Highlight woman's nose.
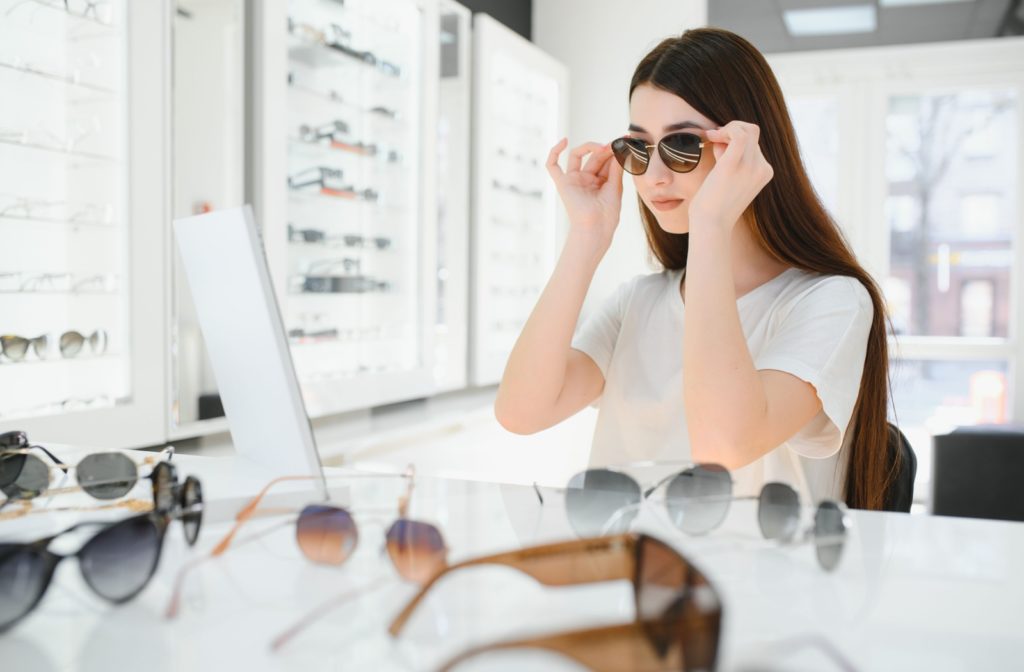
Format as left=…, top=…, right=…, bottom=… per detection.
left=638, top=147, right=672, bottom=186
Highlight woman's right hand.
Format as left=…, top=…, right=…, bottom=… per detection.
left=546, top=139, right=624, bottom=247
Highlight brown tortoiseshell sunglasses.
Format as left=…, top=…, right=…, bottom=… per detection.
left=389, top=532, right=722, bottom=672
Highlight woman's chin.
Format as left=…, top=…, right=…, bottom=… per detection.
left=655, top=216, right=689, bottom=235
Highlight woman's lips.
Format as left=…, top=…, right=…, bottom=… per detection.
left=650, top=198, right=684, bottom=212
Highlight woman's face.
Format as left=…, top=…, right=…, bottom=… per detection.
left=627, top=84, right=717, bottom=234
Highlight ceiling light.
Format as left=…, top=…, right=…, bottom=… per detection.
left=783, top=4, right=878, bottom=36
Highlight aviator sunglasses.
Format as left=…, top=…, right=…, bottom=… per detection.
left=553, top=464, right=848, bottom=571
left=611, top=131, right=710, bottom=175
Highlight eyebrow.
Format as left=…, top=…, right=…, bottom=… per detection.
left=628, top=121, right=707, bottom=134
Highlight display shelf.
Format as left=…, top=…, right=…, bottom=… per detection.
left=264, top=0, right=438, bottom=417
left=0, top=0, right=136, bottom=430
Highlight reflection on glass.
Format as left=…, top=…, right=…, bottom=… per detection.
left=885, top=90, right=1017, bottom=338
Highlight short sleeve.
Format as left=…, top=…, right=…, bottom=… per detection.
left=754, top=276, right=874, bottom=459
left=571, top=277, right=638, bottom=378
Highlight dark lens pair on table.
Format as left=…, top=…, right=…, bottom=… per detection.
left=563, top=465, right=848, bottom=571
left=1, top=431, right=174, bottom=505
left=0, top=467, right=202, bottom=632
left=611, top=132, right=709, bottom=175
left=388, top=533, right=722, bottom=672
left=664, top=472, right=849, bottom=572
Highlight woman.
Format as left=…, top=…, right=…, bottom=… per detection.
left=495, top=27, right=895, bottom=510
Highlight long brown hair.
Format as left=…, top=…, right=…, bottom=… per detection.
left=630, top=28, right=894, bottom=510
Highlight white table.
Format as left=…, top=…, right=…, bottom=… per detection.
left=2, top=452, right=1022, bottom=671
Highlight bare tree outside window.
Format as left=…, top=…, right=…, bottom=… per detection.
left=885, top=91, right=1016, bottom=338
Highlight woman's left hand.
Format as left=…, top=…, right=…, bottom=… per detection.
left=687, top=121, right=774, bottom=231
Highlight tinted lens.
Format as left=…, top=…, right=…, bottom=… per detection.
left=0, top=547, right=52, bottom=632
left=88, top=330, right=108, bottom=354
left=636, top=536, right=722, bottom=671
left=59, top=331, right=85, bottom=358
left=0, top=453, right=49, bottom=499
left=385, top=519, right=446, bottom=584
left=149, top=461, right=177, bottom=512
left=658, top=132, right=703, bottom=173
left=295, top=504, right=358, bottom=565
left=635, top=536, right=687, bottom=622
left=181, top=476, right=203, bottom=546
left=611, top=137, right=650, bottom=175
left=30, top=335, right=49, bottom=359
left=757, top=482, right=800, bottom=541
left=565, top=469, right=642, bottom=537
left=1, top=335, right=30, bottom=361
left=79, top=515, right=162, bottom=602
left=664, top=464, right=732, bottom=535
left=77, top=452, right=138, bottom=500
left=813, top=501, right=847, bottom=571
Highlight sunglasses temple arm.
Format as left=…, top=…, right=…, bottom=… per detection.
left=389, top=548, right=559, bottom=637
left=389, top=536, right=635, bottom=637
left=166, top=516, right=296, bottom=619
left=31, top=444, right=70, bottom=473
left=212, top=472, right=412, bottom=556
left=436, top=622, right=650, bottom=672
left=270, top=575, right=391, bottom=652
left=212, top=475, right=319, bottom=556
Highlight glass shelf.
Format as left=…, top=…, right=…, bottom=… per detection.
left=0, top=0, right=129, bottom=423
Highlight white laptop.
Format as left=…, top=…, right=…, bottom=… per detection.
left=173, top=205, right=327, bottom=500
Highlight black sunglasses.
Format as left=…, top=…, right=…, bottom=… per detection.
left=611, top=132, right=709, bottom=175
left=0, top=462, right=202, bottom=632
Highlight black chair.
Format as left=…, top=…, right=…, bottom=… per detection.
left=883, top=422, right=917, bottom=513
left=931, top=425, right=1024, bottom=522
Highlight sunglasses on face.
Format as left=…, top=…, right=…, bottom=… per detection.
left=611, top=132, right=709, bottom=175
left=0, top=431, right=176, bottom=507
left=0, top=465, right=202, bottom=632
left=557, top=464, right=848, bottom=571
left=166, top=467, right=446, bottom=621
left=388, top=533, right=722, bottom=672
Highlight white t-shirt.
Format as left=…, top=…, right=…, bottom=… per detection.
left=571, top=267, right=873, bottom=504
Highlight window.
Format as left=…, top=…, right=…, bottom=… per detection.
left=959, top=280, right=995, bottom=338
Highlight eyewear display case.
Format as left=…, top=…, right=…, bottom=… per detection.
left=1, top=1, right=569, bottom=449
left=0, top=0, right=168, bottom=448
left=252, top=0, right=440, bottom=418
left=469, top=14, right=569, bottom=386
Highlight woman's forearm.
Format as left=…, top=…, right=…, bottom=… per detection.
left=495, top=230, right=608, bottom=432
left=683, top=223, right=768, bottom=468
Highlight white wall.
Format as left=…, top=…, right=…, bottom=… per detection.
left=532, top=0, right=708, bottom=316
